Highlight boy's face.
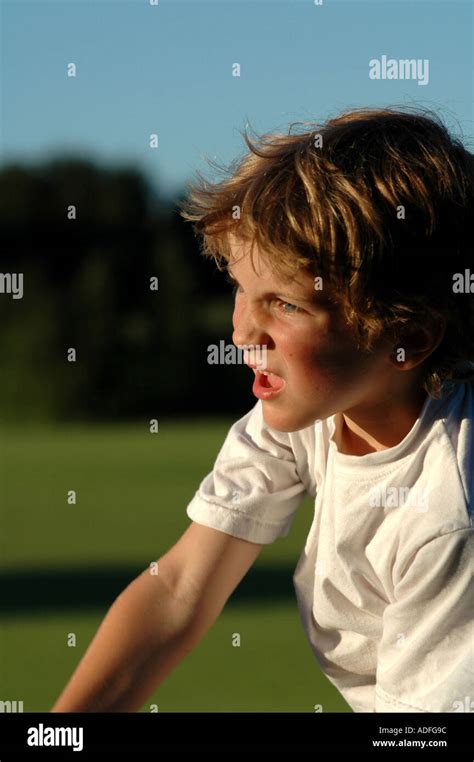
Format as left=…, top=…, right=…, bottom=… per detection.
left=229, top=244, right=397, bottom=433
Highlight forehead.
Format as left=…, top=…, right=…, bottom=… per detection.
left=224, top=235, right=343, bottom=309
left=226, top=236, right=305, bottom=285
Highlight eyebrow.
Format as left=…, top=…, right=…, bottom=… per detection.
left=225, top=267, right=330, bottom=307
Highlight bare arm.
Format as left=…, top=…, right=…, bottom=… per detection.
left=51, top=522, right=263, bottom=712
left=50, top=566, right=198, bottom=712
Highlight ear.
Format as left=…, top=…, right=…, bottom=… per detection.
left=388, top=317, right=446, bottom=371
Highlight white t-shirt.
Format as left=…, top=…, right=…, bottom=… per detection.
left=186, top=381, right=474, bottom=713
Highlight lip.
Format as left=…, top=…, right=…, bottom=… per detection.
left=247, top=365, right=286, bottom=401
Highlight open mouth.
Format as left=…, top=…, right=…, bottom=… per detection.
left=251, top=369, right=286, bottom=399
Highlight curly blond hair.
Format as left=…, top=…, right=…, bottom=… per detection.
left=178, top=106, right=474, bottom=398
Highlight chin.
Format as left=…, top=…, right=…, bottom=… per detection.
left=261, top=405, right=317, bottom=433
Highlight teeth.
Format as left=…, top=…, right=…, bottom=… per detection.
left=252, top=368, right=273, bottom=376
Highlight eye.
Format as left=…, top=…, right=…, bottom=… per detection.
left=276, top=299, right=303, bottom=315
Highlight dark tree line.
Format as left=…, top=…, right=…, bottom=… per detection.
left=0, top=158, right=251, bottom=421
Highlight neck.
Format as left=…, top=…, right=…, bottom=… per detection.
left=340, top=386, right=428, bottom=456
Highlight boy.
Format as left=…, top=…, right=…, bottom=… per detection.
left=52, top=107, right=473, bottom=713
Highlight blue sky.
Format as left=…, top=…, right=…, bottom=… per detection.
left=1, top=0, right=472, bottom=202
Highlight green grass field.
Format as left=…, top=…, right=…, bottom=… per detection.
left=0, top=420, right=351, bottom=712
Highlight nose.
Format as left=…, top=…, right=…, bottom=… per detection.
left=232, top=299, right=270, bottom=349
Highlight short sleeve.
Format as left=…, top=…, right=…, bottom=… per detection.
left=375, top=528, right=474, bottom=712
left=186, top=401, right=307, bottom=544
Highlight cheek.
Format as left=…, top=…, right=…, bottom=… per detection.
left=280, top=319, right=335, bottom=363
left=285, top=326, right=361, bottom=380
